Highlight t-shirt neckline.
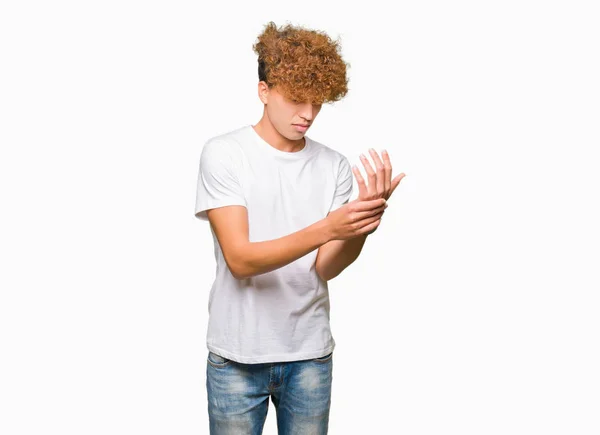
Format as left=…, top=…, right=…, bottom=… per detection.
left=248, top=124, right=313, bottom=159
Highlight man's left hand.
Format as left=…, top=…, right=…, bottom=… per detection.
left=352, top=148, right=405, bottom=202
left=351, top=148, right=405, bottom=235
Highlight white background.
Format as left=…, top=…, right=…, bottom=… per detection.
left=1, top=1, right=599, bottom=434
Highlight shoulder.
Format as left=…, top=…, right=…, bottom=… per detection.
left=309, top=138, right=352, bottom=180
left=202, top=126, right=247, bottom=157
left=308, top=136, right=350, bottom=168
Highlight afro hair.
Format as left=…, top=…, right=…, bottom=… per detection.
left=252, top=21, right=350, bottom=105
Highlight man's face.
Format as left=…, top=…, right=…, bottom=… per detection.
left=261, top=83, right=323, bottom=140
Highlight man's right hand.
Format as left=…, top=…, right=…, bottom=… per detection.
left=325, top=198, right=387, bottom=241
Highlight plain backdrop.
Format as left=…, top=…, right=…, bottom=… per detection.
left=1, top=1, right=599, bottom=434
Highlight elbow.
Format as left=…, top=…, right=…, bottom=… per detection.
left=225, top=254, right=255, bottom=280
left=221, top=244, right=253, bottom=280
left=231, top=271, right=247, bottom=280
left=316, top=256, right=356, bottom=282
left=318, top=270, right=338, bottom=282
left=227, top=260, right=250, bottom=280
left=232, top=269, right=254, bottom=280
left=316, top=262, right=334, bottom=282
left=229, top=265, right=245, bottom=280
left=317, top=271, right=329, bottom=282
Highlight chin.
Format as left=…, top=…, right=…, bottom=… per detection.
left=283, top=130, right=302, bottom=139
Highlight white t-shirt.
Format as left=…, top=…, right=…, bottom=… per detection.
left=194, top=124, right=353, bottom=364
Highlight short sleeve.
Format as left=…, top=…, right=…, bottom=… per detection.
left=194, top=140, right=246, bottom=221
left=328, top=155, right=354, bottom=213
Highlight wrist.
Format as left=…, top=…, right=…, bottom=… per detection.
left=319, top=215, right=336, bottom=244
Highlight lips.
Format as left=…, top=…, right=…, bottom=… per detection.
left=294, top=124, right=310, bottom=127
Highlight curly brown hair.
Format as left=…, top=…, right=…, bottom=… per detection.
left=252, top=21, right=350, bottom=105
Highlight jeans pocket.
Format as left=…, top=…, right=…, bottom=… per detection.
left=207, top=351, right=232, bottom=368
left=312, top=351, right=333, bottom=363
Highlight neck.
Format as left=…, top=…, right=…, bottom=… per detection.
left=253, top=116, right=305, bottom=153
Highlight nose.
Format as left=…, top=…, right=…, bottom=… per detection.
left=299, top=103, right=317, bottom=122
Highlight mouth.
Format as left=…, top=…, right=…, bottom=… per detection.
left=293, top=124, right=309, bottom=132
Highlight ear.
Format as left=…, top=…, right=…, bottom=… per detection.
left=257, top=81, right=269, bottom=105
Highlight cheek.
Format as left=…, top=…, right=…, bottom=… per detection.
left=268, top=105, right=294, bottom=123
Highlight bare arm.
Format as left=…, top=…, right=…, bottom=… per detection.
left=206, top=205, right=330, bottom=279
left=204, top=199, right=385, bottom=280
left=314, top=147, right=406, bottom=282
left=315, top=235, right=368, bottom=282
left=315, top=198, right=388, bottom=281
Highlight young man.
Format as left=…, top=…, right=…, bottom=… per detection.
left=194, top=22, right=405, bottom=435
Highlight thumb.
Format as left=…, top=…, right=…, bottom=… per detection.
left=389, top=173, right=406, bottom=196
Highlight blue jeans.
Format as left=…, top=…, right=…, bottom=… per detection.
left=206, top=350, right=334, bottom=434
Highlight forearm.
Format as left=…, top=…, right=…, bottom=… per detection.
left=315, top=234, right=368, bottom=281
left=232, top=218, right=332, bottom=279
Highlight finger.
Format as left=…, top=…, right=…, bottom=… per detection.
left=352, top=198, right=386, bottom=212
left=368, top=148, right=386, bottom=197
left=381, top=150, right=392, bottom=196
left=355, top=203, right=386, bottom=220
left=351, top=165, right=368, bottom=199
left=389, top=173, right=406, bottom=197
left=359, top=216, right=382, bottom=235
left=359, top=153, right=377, bottom=196
left=356, top=212, right=382, bottom=226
